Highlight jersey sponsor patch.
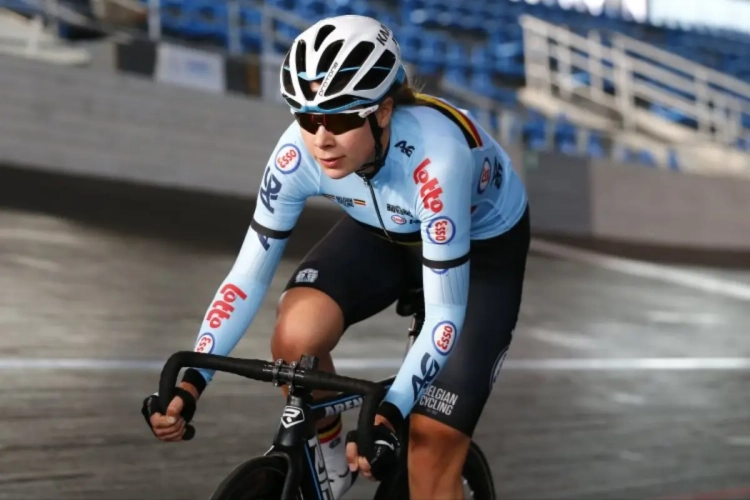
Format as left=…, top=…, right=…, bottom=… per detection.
left=432, top=321, right=457, bottom=355
left=206, top=283, right=248, bottom=329
left=413, top=158, right=444, bottom=213
left=295, top=268, right=318, bottom=283
left=195, top=332, right=215, bottom=354
left=391, top=214, right=406, bottom=225
left=478, top=158, right=491, bottom=194
left=426, top=216, right=456, bottom=245
left=275, top=143, right=301, bottom=174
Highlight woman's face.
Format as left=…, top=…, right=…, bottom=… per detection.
left=298, top=82, right=393, bottom=179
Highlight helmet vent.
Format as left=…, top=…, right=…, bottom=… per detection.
left=295, top=39, right=307, bottom=75
left=281, top=49, right=295, bottom=95
left=325, top=41, right=375, bottom=96
left=314, top=24, right=336, bottom=51
left=353, top=49, right=396, bottom=91
left=316, top=40, right=344, bottom=77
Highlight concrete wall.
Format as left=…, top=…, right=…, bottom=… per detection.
left=0, top=52, right=291, bottom=197
left=2, top=52, right=750, bottom=252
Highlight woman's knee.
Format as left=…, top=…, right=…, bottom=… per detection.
left=408, top=414, right=470, bottom=469
left=271, top=287, right=345, bottom=360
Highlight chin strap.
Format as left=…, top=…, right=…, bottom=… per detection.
left=356, top=114, right=388, bottom=180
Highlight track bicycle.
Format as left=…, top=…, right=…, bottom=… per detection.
left=157, top=288, right=496, bottom=499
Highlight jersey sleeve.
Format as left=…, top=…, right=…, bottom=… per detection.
left=189, top=126, right=320, bottom=386
left=382, top=136, right=473, bottom=420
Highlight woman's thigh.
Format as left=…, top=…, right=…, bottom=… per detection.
left=282, top=216, right=421, bottom=330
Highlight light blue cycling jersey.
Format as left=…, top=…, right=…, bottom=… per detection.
left=190, top=94, right=528, bottom=421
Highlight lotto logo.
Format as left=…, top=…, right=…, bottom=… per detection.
left=195, top=333, right=215, bottom=354
left=426, top=216, right=456, bottom=245
left=412, top=159, right=444, bottom=213
left=391, top=214, right=406, bottom=225
left=432, top=321, right=457, bottom=355
left=275, top=144, right=301, bottom=174
left=205, top=283, right=248, bottom=329
left=477, top=158, right=491, bottom=194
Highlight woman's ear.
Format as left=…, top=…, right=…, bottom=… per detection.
left=376, top=97, right=395, bottom=128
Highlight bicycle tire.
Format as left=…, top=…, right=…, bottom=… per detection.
left=210, top=454, right=302, bottom=500
left=373, top=441, right=495, bottom=500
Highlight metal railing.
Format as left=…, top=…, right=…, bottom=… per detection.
left=520, top=14, right=750, bottom=147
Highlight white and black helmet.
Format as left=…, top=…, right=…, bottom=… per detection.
left=280, top=15, right=407, bottom=114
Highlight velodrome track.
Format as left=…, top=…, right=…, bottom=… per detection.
left=1, top=169, right=749, bottom=500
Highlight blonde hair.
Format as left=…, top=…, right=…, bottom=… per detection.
left=385, top=74, right=424, bottom=107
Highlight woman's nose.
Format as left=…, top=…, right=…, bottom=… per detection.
left=313, top=125, right=333, bottom=148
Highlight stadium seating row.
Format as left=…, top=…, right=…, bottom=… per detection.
left=9, top=0, right=750, bottom=167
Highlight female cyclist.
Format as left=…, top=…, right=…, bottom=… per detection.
left=143, top=14, right=530, bottom=500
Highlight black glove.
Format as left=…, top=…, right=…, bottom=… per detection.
left=141, top=386, right=197, bottom=441
left=346, top=422, right=401, bottom=481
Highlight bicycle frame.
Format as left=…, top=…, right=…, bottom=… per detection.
left=262, top=318, right=420, bottom=500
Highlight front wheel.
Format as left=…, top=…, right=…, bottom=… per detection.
left=373, top=441, right=496, bottom=500
left=210, top=454, right=301, bottom=500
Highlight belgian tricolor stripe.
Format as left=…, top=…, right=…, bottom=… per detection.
left=353, top=199, right=366, bottom=206
left=415, top=93, right=483, bottom=149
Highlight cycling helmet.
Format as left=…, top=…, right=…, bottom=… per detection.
left=280, top=15, right=407, bottom=114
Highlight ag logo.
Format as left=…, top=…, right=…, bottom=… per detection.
left=260, top=166, right=282, bottom=214
left=426, top=216, right=456, bottom=245
left=477, top=158, right=491, bottom=194
left=280, top=406, right=305, bottom=428
left=411, top=352, right=440, bottom=401
left=394, top=140, right=414, bottom=157
left=275, top=144, right=301, bottom=174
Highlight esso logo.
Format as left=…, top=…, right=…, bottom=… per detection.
left=477, top=159, right=491, bottom=194
left=432, top=321, right=457, bottom=355
left=275, top=144, right=301, bottom=174
left=427, top=216, right=455, bottom=245
left=391, top=215, right=406, bottom=225
left=195, top=333, right=215, bottom=354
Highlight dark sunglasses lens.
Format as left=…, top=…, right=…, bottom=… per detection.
left=295, top=113, right=366, bottom=135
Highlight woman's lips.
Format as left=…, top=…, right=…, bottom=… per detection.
left=319, top=157, right=342, bottom=168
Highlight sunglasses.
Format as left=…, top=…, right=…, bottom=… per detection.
left=293, top=104, right=379, bottom=135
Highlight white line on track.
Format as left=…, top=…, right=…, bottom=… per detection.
left=530, top=239, right=750, bottom=302
left=2, top=357, right=750, bottom=372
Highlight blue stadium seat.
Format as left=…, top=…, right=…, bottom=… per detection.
left=587, top=132, right=606, bottom=158
left=524, top=112, right=547, bottom=150
left=182, top=1, right=227, bottom=40
left=554, top=115, right=578, bottom=155
left=158, top=0, right=185, bottom=33
left=470, top=70, right=496, bottom=99
left=398, top=26, right=422, bottom=63
left=295, top=0, right=326, bottom=18
left=239, top=5, right=262, bottom=53
left=446, top=43, right=470, bottom=72
left=638, top=149, right=658, bottom=167
left=417, top=33, right=446, bottom=74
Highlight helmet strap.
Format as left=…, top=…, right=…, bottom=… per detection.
left=356, top=114, right=387, bottom=179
